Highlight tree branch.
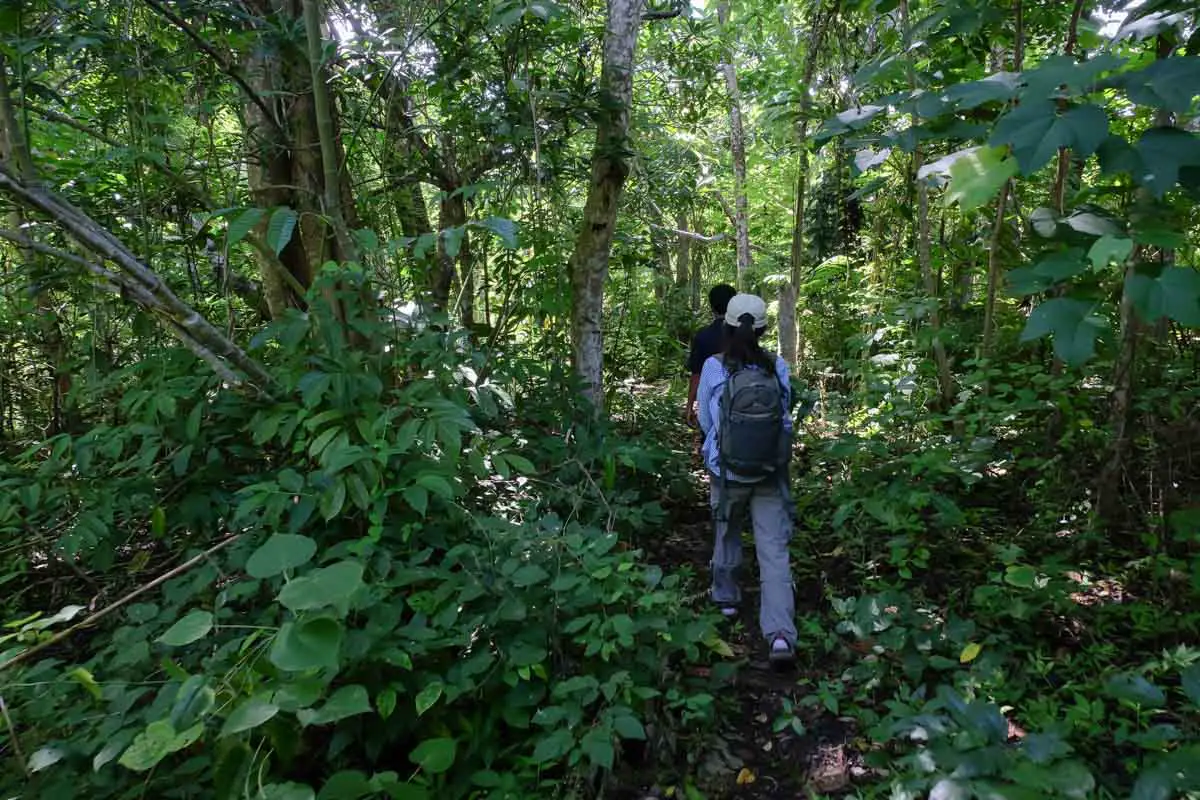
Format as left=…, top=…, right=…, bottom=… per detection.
left=642, top=0, right=685, bottom=20
left=140, top=0, right=289, bottom=143
left=0, top=535, right=241, bottom=674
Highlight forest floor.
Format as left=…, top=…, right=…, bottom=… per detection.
left=623, top=439, right=869, bottom=800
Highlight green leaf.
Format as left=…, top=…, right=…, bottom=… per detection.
left=278, top=561, right=364, bottom=612
left=1020, top=298, right=1107, bottom=365
left=376, top=688, right=397, bottom=720
left=267, top=207, right=298, bottom=255
left=227, top=208, right=265, bottom=247
left=1135, top=127, right=1200, bottom=196
left=170, top=675, right=215, bottom=729
left=1020, top=53, right=1126, bottom=100
left=944, top=72, right=1020, bottom=110
left=581, top=728, right=615, bottom=770
left=1123, top=56, right=1200, bottom=113
left=474, top=216, right=520, bottom=248
left=532, top=729, right=574, bottom=764
left=1107, top=673, right=1167, bottom=707
left=1127, top=266, right=1200, bottom=327
left=118, top=720, right=203, bottom=772
left=612, top=714, right=646, bottom=740
left=414, top=682, right=443, bottom=717
left=1088, top=235, right=1133, bottom=270
left=28, top=746, right=64, bottom=773
left=409, top=738, right=457, bottom=774
left=991, top=102, right=1109, bottom=174
left=298, top=685, right=371, bottom=726
left=1181, top=665, right=1200, bottom=706
left=511, top=564, right=550, bottom=588
left=158, top=610, right=213, bottom=647
left=403, top=486, right=429, bottom=516
left=260, top=783, right=316, bottom=800
left=270, top=616, right=343, bottom=672
left=1003, top=565, right=1038, bottom=588
left=220, top=698, right=279, bottom=738
left=944, top=145, right=1018, bottom=211
left=247, top=534, right=317, bottom=579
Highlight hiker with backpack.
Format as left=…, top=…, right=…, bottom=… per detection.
left=696, top=293, right=797, bottom=665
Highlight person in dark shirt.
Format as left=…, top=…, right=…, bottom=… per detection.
left=686, top=283, right=737, bottom=427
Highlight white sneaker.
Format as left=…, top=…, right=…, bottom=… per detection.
left=769, top=637, right=795, bottom=666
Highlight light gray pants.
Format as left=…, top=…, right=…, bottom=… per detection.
left=709, top=476, right=797, bottom=645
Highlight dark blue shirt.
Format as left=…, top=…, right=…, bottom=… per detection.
left=687, top=318, right=725, bottom=375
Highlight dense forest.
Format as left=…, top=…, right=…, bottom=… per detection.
left=1, top=0, right=1199, bottom=797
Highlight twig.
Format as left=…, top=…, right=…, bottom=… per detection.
left=0, top=694, right=29, bottom=777
left=0, top=535, right=241, bottom=673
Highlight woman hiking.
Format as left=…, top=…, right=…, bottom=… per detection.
left=695, top=293, right=797, bottom=666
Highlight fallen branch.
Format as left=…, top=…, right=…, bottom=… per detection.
left=649, top=223, right=728, bottom=244
left=0, top=535, right=241, bottom=674
left=0, top=166, right=274, bottom=391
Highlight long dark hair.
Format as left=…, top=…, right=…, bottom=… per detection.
left=722, top=314, right=774, bottom=374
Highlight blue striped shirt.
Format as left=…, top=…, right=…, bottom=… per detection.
left=697, top=354, right=792, bottom=481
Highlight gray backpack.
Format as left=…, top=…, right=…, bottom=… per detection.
left=717, top=358, right=790, bottom=479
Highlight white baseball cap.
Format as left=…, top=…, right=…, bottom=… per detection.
left=724, top=293, right=767, bottom=329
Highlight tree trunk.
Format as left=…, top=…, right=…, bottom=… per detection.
left=717, top=2, right=751, bottom=289
left=1096, top=38, right=1175, bottom=520
left=568, top=0, right=646, bottom=407
left=902, top=0, right=955, bottom=409
left=674, top=209, right=691, bottom=288
left=0, top=54, right=69, bottom=433
left=242, top=0, right=358, bottom=319
left=780, top=4, right=831, bottom=367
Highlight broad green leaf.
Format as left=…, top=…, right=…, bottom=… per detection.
left=376, top=688, right=397, bottom=720
left=270, top=616, right=343, bottom=672
left=260, top=783, right=316, bottom=800
left=1181, top=665, right=1200, bottom=706
left=612, top=714, right=646, bottom=740
left=930, top=779, right=968, bottom=800
left=266, top=207, right=298, bottom=255
left=409, top=738, right=457, bottom=774
left=1003, top=565, right=1038, bottom=588
left=278, top=561, right=364, bottom=612
left=1123, top=56, right=1200, bottom=112
left=511, top=564, right=549, bottom=588
left=944, top=145, right=1017, bottom=211
left=298, top=685, right=371, bottom=726
left=246, top=534, right=317, bottom=579
left=531, top=728, right=573, bottom=763
left=474, top=216, right=520, bottom=248
left=227, top=208, right=265, bottom=247
left=991, top=102, right=1109, bottom=174
left=1135, top=127, right=1200, bottom=196
left=403, top=486, right=429, bottom=516
left=1088, top=235, right=1133, bottom=270
left=317, top=771, right=373, bottom=800
left=1106, top=673, right=1166, bottom=707
left=1020, top=298, right=1107, bottom=366
left=118, top=720, right=202, bottom=772
left=170, top=675, right=215, bottom=729
left=944, top=72, right=1020, bottom=109
left=1127, top=266, right=1200, bottom=327
left=220, top=699, right=279, bottom=738
left=1020, top=53, right=1126, bottom=100
left=580, top=728, right=615, bottom=770
left=158, top=610, right=213, bottom=647
left=28, top=746, right=64, bottom=773
left=959, top=642, right=982, bottom=663
left=414, top=682, right=443, bottom=717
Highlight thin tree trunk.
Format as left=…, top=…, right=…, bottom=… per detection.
left=674, top=209, right=691, bottom=288
left=1096, top=38, right=1174, bottom=520
left=717, top=2, right=751, bottom=288
left=980, top=180, right=1011, bottom=362
left=781, top=3, right=833, bottom=367
left=902, top=0, right=955, bottom=408
left=568, top=0, right=646, bottom=407
left=303, top=0, right=356, bottom=264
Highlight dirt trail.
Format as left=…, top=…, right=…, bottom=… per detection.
left=632, top=461, right=865, bottom=800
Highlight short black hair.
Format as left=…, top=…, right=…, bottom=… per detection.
left=708, top=284, right=737, bottom=314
